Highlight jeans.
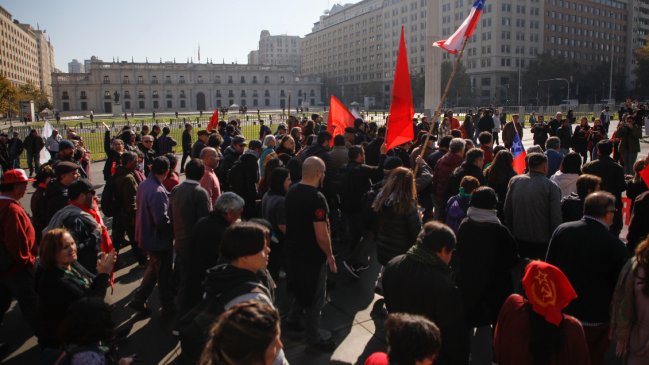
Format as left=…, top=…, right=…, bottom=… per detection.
left=133, top=249, right=175, bottom=308
left=0, top=267, right=38, bottom=333
left=288, top=263, right=327, bottom=343
left=26, top=151, right=40, bottom=175
left=621, top=150, right=638, bottom=175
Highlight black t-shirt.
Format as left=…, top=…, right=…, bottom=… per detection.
left=285, top=183, right=329, bottom=264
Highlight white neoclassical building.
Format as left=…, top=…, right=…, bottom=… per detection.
left=52, top=60, right=322, bottom=114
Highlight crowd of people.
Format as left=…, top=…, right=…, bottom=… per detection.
left=0, top=104, right=648, bottom=365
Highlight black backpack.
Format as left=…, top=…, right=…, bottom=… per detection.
left=177, top=281, right=270, bottom=365
left=100, top=176, right=118, bottom=217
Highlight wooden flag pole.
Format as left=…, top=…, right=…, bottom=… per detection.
left=417, top=36, right=471, bottom=167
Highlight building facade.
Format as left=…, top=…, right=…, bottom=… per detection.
left=627, top=0, right=649, bottom=89
left=52, top=61, right=322, bottom=114
left=0, top=6, right=39, bottom=87
left=68, top=59, right=84, bottom=73
left=248, top=30, right=303, bottom=72
left=302, top=0, right=441, bottom=112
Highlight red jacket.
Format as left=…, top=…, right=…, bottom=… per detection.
left=432, top=153, right=464, bottom=200
left=0, top=196, right=37, bottom=273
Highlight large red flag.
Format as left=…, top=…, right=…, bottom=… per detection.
left=207, top=109, right=219, bottom=132
left=326, top=95, right=355, bottom=145
left=386, top=27, right=414, bottom=151
left=640, top=163, right=649, bottom=189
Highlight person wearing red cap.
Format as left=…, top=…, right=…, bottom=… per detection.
left=0, top=169, right=39, bottom=333
left=494, top=260, right=590, bottom=365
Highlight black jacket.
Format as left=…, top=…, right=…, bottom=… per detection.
left=628, top=191, right=649, bottom=252
left=43, top=180, right=69, bottom=224
left=531, top=123, right=550, bottom=147
left=477, top=115, right=494, bottom=133
left=192, top=213, right=230, bottom=281
left=546, top=217, right=627, bottom=323
left=231, top=152, right=260, bottom=203
left=191, top=140, right=206, bottom=159
left=364, top=137, right=385, bottom=167
left=375, top=203, right=421, bottom=265
left=561, top=193, right=584, bottom=223
left=445, top=162, right=486, bottom=202
left=23, top=134, right=45, bottom=155
left=102, top=131, right=121, bottom=182
left=338, top=160, right=384, bottom=213
left=217, top=146, right=241, bottom=189
left=137, top=143, right=156, bottom=176
left=454, top=218, right=519, bottom=327
left=383, top=254, right=469, bottom=365
left=182, top=130, right=192, bottom=152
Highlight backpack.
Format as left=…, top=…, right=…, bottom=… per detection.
left=445, top=195, right=470, bottom=234
left=41, top=346, right=110, bottom=365
left=100, top=175, right=118, bottom=217
left=226, top=158, right=245, bottom=192
left=177, top=280, right=270, bottom=365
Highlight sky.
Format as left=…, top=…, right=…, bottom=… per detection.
left=3, top=0, right=359, bottom=71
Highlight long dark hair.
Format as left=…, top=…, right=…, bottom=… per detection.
left=268, top=167, right=290, bottom=196
left=528, top=308, right=565, bottom=365
left=485, top=150, right=514, bottom=185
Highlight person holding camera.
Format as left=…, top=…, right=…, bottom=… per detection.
left=618, top=115, right=643, bottom=175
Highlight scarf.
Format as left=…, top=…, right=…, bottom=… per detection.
left=466, top=207, right=501, bottom=224
left=522, top=261, right=577, bottom=326
left=405, top=244, right=446, bottom=269
left=70, top=201, right=114, bottom=287
left=610, top=258, right=637, bottom=358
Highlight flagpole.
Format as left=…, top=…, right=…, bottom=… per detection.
left=418, top=36, right=471, bottom=165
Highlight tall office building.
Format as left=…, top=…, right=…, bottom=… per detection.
left=68, top=59, right=84, bottom=73
left=302, top=0, right=441, bottom=112
left=627, top=0, right=649, bottom=89
left=248, top=30, right=303, bottom=72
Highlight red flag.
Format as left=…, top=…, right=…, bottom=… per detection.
left=386, top=27, right=414, bottom=151
left=207, top=109, right=219, bottom=132
left=640, top=163, right=649, bottom=189
left=326, top=95, right=355, bottom=145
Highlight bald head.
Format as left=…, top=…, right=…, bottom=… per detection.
left=302, top=156, right=325, bottom=179
left=200, top=147, right=220, bottom=169
left=200, top=147, right=217, bottom=159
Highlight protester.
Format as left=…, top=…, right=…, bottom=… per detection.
left=181, top=123, right=193, bottom=173
left=628, top=191, right=649, bottom=252
left=230, top=139, right=262, bottom=218
left=44, top=161, right=80, bottom=223
left=572, top=117, right=591, bottom=164
left=29, top=165, right=55, bottom=246
left=0, top=169, right=39, bottom=333
left=260, top=135, right=277, bottom=176
left=45, top=129, right=62, bottom=159
left=626, top=160, right=649, bottom=214
left=284, top=156, right=337, bottom=351
left=618, top=115, right=643, bottom=175
left=102, top=127, right=124, bottom=182
left=364, top=313, right=442, bottom=365
left=550, top=151, right=582, bottom=198
left=494, top=261, right=589, bottom=365
left=583, top=140, right=626, bottom=236
left=162, top=153, right=180, bottom=191
left=477, top=132, right=494, bottom=165
left=556, top=118, right=573, bottom=155
left=561, top=174, right=601, bottom=223
left=137, top=134, right=156, bottom=176
left=261, top=167, right=290, bottom=280
left=445, top=176, right=480, bottom=234
left=531, top=115, right=550, bottom=150
left=258, top=158, right=282, bottom=197
left=199, top=147, right=222, bottom=206
left=217, top=136, right=246, bottom=190
left=191, top=130, right=209, bottom=159
left=431, top=138, right=465, bottom=221
left=129, top=156, right=175, bottom=316
left=23, top=129, right=45, bottom=177
left=444, top=148, right=485, bottom=202
left=36, top=228, right=116, bottom=347
left=501, top=114, right=523, bottom=149
left=157, top=126, right=177, bottom=155
left=504, top=153, right=562, bottom=259
left=365, top=126, right=386, bottom=167
left=276, top=135, right=297, bottom=158
left=170, top=158, right=211, bottom=312
left=199, top=301, right=284, bottom=365
left=545, top=137, right=564, bottom=177
left=610, top=237, right=649, bottom=365
left=587, top=119, right=607, bottom=160
left=382, top=221, right=469, bottom=365
left=546, top=192, right=628, bottom=365
left=483, top=150, right=516, bottom=220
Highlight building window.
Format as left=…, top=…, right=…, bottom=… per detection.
left=310, top=89, right=315, bottom=97
left=139, top=100, right=145, bottom=109
left=153, top=100, right=159, bottom=109
left=123, top=76, right=129, bottom=84
left=152, top=91, right=159, bottom=99
left=216, top=90, right=222, bottom=97
left=215, top=76, right=221, bottom=84
left=167, top=100, right=172, bottom=108
left=152, top=76, right=158, bottom=84
left=137, top=75, right=144, bottom=84
left=253, top=99, right=258, bottom=107
left=104, top=91, right=111, bottom=99
left=138, top=90, right=145, bottom=99
left=240, top=76, right=246, bottom=83
left=80, top=91, right=87, bottom=100
left=252, top=76, right=258, bottom=84
left=166, top=91, right=172, bottom=98
left=280, top=90, right=286, bottom=97
left=62, top=91, right=70, bottom=100
left=229, top=99, right=234, bottom=106
left=264, top=76, right=270, bottom=84
left=264, top=90, right=270, bottom=97
left=241, top=99, right=247, bottom=106
left=280, top=76, right=286, bottom=84
left=252, top=90, right=258, bottom=97
left=180, top=100, right=186, bottom=108
left=180, top=90, right=186, bottom=98
left=311, top=98, right=315, bottom=105
left=123, top=91, right=130, bottom=99
left=103, top=76, right=110, bottom=84
left=265, top=99, right=270, bottom=106
left=228, top=90, right=234, bottom=97
left=80, top=101, right=87, bottom=111
left=241, top=90, right=246, bottom=97
left=124, top=101, right=130, bottom=109
left=179, top=76, right=186, bottom=84
left=63, top=102, right=70, bottom=111
left=228, top=76, right=233, bottom=84
left=216, top=99, right=222, bottom=107
left=165, top=75, right=171, bottom=84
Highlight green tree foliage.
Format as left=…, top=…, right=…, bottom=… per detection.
left=17, top=82, right=52, bottom=111
left=0, top=77, right=52, bottom=118
left=441, top=61, right=473, bottom=107
left=634, top=40, right=649, bottom=97
left=0, top=75, right=18, bottom=117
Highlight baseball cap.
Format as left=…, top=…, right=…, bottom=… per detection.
left=54, top=161, right=80, bottom=176
left=248, top=140, right=262, bottom=150
left=0, top=169, right=35, bottom=185
left=68, top=179, right=95, bottom=200
left=59, top=140, right=75, bottom=151
left=232, top=136, right=247, bottom=146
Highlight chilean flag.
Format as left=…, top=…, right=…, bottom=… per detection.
left=512, top=130, right=527, bottom=174
left=434, top=0, right=485, bottom=54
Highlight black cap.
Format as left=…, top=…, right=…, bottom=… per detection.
left=384, top=156, right=403, bottom=170
left=54, top=161, right=80, bottom=176
left=232, top=136, right=247, bottom=145
left=68, top=179, right=94, bottom=200
left=248, top=140, right=262, bottom=149
left=59, top=140, right=75, bottom=151
left=197, top=129, right=209, bottom=136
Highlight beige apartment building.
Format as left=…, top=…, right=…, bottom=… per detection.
left=0, top=6, right=55, bottom=99
left=52, top=61, right=322, bottom=114
left=302, top=0, right=441, bottom=112
left=248, top=30, right=303, bottom=72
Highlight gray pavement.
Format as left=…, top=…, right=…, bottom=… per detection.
left=1, top=120, right=646, bottom=364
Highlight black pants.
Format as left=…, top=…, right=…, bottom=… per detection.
left=180, top=151, right=191, bottom=173
left=112, top=215, right=147, bottom=265
left=342, top=211, right=367, bottom=265
left=175, top=250, right=203, bottom=313
left=0, top=267, right=38, bottom=333
left=133, top=249, right=175, bottom=309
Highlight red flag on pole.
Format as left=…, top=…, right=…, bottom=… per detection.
left=386, top=26, right=414, bottom=151
left=326, top=95, right=355, bottom=145
left=207, top=109, right=219, bottom=132
left=511, top=130, right=527, bottom=174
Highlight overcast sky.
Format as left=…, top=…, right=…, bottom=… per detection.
left=3, top=0, right=358, bottom=71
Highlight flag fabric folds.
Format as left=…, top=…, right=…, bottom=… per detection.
left=386, top=26, right=414, bottom=151
left=326, top=95, right=356, bottom=144
left=640, top=163, right=649, bottom=189
left=433, top=0, right=485, bottom=54
left=512, top=130, right=527, bottom=174
left=206, top=109, right=219, bottom=132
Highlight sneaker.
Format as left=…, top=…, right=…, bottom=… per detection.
left=342, top=260, right=359, bottom=279
left=127, top=301, right=151, bottom=315
left=308, top=336, right=337, bottom=352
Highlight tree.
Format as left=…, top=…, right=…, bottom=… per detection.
left=17, top=82, right=52, bottom=111
left=634, top=40, right=649, bottom=98
left=0, top=75, right=19, bottom=118
left=440, top=61, right=473, bottom=107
